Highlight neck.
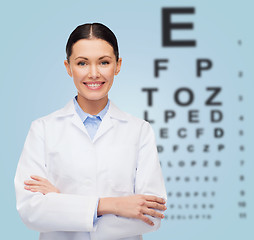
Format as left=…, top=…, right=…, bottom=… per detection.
left=77, top=94, right=108, bottom=115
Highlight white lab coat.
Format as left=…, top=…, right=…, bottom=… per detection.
left=15, top=99, right=167, bottom=240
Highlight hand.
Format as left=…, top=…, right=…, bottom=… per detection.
left=98, top=195, right=167, bottom=226
left=24, top=175, right=60, bottom=195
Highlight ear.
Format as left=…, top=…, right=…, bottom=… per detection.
left=115, top=57, right=122, bottom=76
left=64, top=60, right=72, bottom=77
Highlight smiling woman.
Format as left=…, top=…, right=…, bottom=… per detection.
left=64, top=37, right=122, bottom=114
left=14, top=23, right=167, bottom=240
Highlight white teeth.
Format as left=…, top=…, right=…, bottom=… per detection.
left=87, top=83, right=102, bottom=87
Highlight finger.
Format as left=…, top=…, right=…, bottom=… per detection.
left=139, top=215, right=154, bottom=226
left=144, top=195, right=166, bottom=204
left=24, top=180, right=44, bottom=186
left=143, top=208, right=164, bottom=219
left=24, top=185, right=46, bottom=194
left=146, top=201, right=167, bottom=211
left=31, top=175, right=47, bottom=181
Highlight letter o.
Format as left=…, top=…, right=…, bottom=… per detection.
left=174, top=88, right=194, bottom=106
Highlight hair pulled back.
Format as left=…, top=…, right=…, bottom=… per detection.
left=66, top=23, right=119, bottom=62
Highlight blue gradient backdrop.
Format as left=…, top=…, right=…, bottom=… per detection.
left=1, top=0, right=253, bottom=239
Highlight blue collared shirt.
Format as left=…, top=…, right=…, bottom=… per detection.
left=73, top=96, right=110, bottom=140
left=73, top=96, right=110, bottom=224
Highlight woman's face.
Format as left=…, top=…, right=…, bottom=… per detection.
left=64, top=38, right=122, bottom=103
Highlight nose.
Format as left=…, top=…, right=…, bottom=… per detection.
left=88, top=64, right=100, bottom=79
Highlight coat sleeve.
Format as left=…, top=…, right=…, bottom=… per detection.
left=90, top=121, right=167, bottom=240
left=14, top=120, right=98, bottom=232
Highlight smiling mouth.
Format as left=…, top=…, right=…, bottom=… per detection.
left=83, top=82, right=105, bottom=90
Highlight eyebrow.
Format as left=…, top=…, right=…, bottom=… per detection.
left=75, top=55, right=112, bottom=60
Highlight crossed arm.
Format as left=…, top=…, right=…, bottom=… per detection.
left=17, top=120, right=167, bottom=238
left=24, top=175, right=167, bottom=226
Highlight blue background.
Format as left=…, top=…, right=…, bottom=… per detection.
left=1, top=0, right=253, bottom=239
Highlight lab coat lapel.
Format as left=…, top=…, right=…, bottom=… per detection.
left=71, top=113, right=90, bottom=137
left=59, top=99, right=128, bottom=142
left=93, top=113, right=113, bottom=143
left=93, top=101, right=128, bottom=143
left=59, top=100, right=90, bottom=138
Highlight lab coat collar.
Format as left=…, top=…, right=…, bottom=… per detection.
left=57, top=99, right=129, bottom=122
left=56, top=99, right=129, bottom=142
left=107, top=101, right=129, bottom=122
left=93, top=102, right=129, bottom=142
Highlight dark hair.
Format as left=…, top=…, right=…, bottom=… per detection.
left=66, top=23, right=119, bottom=62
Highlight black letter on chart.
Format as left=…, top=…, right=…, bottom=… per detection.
left=142, top=88, right=158, bottom=106
left=211, top=110, right=223, bottom=122
left=197, top=59, right=213, bottom=77
left=144, top=111, right=155, bottom=124
left=206, top=87, right=222, bottom=106
left=175, top=87, right=194, bottom=106
left=154, top=59, right=169, bottom=77
left=162, top=7, right=196, bottom=47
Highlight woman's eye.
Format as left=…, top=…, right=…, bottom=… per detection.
left=78, top=62, right=86, bottom=66
left=101, top=61, right=109, bottom=65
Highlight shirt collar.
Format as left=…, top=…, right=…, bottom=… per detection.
left=57, top=98, right=128, bottom=122
left=73, top=95, right=110, bottom=122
